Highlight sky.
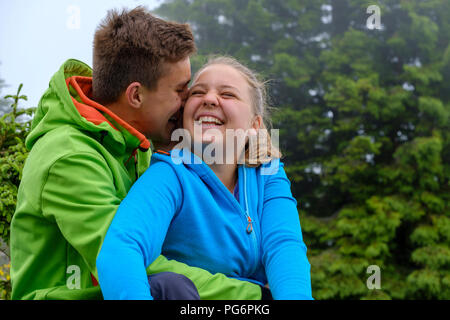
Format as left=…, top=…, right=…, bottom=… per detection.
left=0, top=0, right=162, bottom=108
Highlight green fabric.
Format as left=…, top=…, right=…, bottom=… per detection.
left=147, top=256, right=262, bottom=300
left=10, top=59, right=261, bottom=300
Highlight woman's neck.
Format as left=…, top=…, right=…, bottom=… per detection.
left=210, top=163, right=238, bottom=193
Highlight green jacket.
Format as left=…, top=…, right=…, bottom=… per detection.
left=10, top=59, right=261, bottom=300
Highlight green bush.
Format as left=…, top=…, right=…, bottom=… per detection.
left=1, top=0, right=449, bottom=300
left=156, top=0, right=450, bottom=299
left=0, top=84, right=34, bottom=299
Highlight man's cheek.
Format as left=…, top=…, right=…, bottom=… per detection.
left=177, top=107, right=184, bottom=129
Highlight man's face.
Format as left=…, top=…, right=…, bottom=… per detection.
left=138, top=57, right=191, bottom=145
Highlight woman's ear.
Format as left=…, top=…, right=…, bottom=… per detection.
left=125, top=82, right=144, bottom=109
left=252, top=115, right=263, bottom=131
left=247, top=115, right=262, bottom=137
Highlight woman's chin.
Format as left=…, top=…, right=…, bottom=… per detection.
left=193, top=136, right=224, bottom=147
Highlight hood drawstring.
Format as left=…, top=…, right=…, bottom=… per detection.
left=134, top=152, right=138, bottom=181
left=99, top=130, right=108, bottom=145
left=125, top=148, right=139, bottom=181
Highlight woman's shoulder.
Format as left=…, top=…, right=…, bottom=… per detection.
left=148, top=149, right=194, bottom=179
left=257, top=158, right=285, bottom=177
left=151, top=148, right=198, bottom=166
left=151, top=149, right=185, bottom=166
left=132, top=151, right=186, bottom=193
left=144, top=150, right=185, bottom=179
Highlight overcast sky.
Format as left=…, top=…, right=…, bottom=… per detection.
left=0, top=0, right=161, bottom=108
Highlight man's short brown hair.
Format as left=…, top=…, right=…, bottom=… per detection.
left=92, top=6, right=196, bottom=104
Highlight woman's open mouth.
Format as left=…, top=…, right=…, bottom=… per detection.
left=194, top=116, right=224, bottom=128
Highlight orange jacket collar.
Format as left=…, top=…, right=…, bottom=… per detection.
left=65, top=76, right=150, bottom=151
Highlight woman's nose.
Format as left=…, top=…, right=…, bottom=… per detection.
left=203, top=91, right=219, bottom=107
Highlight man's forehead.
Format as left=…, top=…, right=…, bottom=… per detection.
left=161, top=58, right=191, bottom=85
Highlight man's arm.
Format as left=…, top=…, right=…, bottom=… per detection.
left=147, top=255, right=262, bottom=300
left=42, top=152, right=261, bottom=299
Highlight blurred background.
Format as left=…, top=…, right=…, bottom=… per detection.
left=1, top=0, right=449, bottom=300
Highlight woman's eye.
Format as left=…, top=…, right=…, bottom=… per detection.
left=222, top=92, right=235, bottom=98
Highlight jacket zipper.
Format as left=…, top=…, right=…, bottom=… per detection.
left=243, top=166, right=253, bottom=234
left=242, top=166, right=259, bottom=275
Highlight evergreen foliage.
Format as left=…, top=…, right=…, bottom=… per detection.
left=0, top=0, right=448, bottom=300
left=155, top=0, right=450, bottom=299
left=0, top=84, right=34, bottom=299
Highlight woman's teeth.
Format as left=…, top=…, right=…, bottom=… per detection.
left=195, top=116, right=224, bottom=125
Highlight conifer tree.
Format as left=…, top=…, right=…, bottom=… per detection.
left=155, top=0, right=450, bottom=299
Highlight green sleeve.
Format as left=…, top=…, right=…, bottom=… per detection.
left=42, top=152, right=261, bottom=300
left=42, top=152, right=121, bottom=275
left=147, top=256, right=262, bottom=300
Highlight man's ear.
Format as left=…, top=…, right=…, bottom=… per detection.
left=125, top=82, right=144, bottom=109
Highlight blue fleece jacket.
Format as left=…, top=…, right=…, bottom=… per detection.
left=96, top=150, right=313, bottom=300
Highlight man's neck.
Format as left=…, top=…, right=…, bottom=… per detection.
left=105, top=100, right=140, bottom=132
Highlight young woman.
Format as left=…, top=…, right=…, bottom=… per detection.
left=96, top=56, right=313, bottom=300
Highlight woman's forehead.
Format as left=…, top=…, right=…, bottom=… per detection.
left=193, top=64, right=248, bottom=86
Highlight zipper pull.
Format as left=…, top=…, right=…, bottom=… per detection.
left=246, top=216, right=253, bottom=234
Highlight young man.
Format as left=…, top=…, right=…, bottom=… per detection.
left=10, top=7, right=265, bottom=300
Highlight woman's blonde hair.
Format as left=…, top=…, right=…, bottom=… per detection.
left=193, top=55, right=282, bottom=167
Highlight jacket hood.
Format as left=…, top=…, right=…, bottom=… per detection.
left=26, top=59, right=150, bottom=154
